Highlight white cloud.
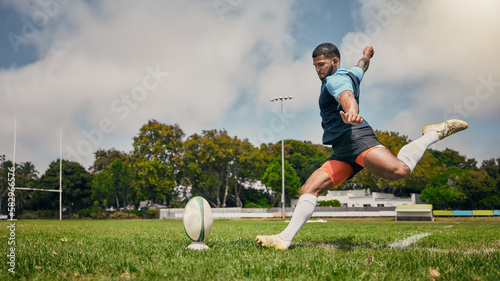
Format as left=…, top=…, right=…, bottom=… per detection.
left=1, top=0, right=313, bottom=171
left=3, top=0, right=498, bottom=173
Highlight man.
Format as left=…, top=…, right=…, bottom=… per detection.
left=255, top=43, right=468, bottom=250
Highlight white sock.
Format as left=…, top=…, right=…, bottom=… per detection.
left=397, top=131, right=439, bottom=172
left=278, top=193, right=317, bottom=242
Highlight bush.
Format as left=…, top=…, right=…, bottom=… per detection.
left=109, top=211, right=138, bottom=219
left=19, top=210, right=57, bottom=219
left=125, top=210, right=143, bottom=217
left=90, top=210, right=107, bottom=219
left=245, top=198, right=272, bottom=208
left=78, top=208, right=107, bottom=218
left=145, top=209, right=158, bottom=219
left=78, top=209, right=95, bottom=217
left=245, top=202, right=269, bottom=208
left=318, top=199, right=341, bottom=207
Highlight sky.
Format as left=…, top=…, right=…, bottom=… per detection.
left=1, top=0, right=499, bottom=174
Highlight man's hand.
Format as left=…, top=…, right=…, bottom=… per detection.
left=357, top=46, right=374, bottom=72
left=363, top=46, right=374, bottom=59
left=340, top=111, right=364, bottom=125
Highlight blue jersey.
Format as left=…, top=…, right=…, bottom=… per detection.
left=319, top=64, right=370, bottom=144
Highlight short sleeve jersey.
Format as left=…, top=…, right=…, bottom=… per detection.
left=319, top=64, right=370, bottom=144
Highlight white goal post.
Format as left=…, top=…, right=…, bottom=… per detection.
left=12, top=119, right=63, bottom=220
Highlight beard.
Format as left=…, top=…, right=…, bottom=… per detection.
left=326, top=64, right=335, bottom=77
left=320, top=64, right=336, bottom=81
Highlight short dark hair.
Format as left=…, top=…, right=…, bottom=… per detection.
left=312, top=43, right=341, bottom=60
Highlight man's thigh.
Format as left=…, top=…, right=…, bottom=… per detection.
left=362, top=147, right=409, bottom=180
left=301, top=160, right=354, bottom=196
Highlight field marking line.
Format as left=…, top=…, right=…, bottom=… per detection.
left=427, top=248, right=498, bottom=255
left=306, top=219, right=327, bottom=223
left=388, top=233, right=432, bottom=249
left=286, top=219, right=328, bottom=223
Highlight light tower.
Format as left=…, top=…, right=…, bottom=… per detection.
left=270, top=96, right=293, bottom=218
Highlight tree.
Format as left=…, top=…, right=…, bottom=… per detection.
left=130, top=120, right=184, bottom=206
left=180, top=133, right=215, bottom=205
left=91, top=148, right=129, bottom=173
left=109, top=159, right=132, bottom=208
left=27, top=160, right=93, bottom=213
left=480, top=158, right=500, bottom=178
left=132, top=120, right=184, bottom=163
left=92, top=169, right=113, bottom=208
left=0, top=161, right=39, bottom=214
left=259, top=140, right=333, bottom=186
left=420, top=166, right=466, bottom=209
left=92, top=159, right=133, bottom=209
left=182, top=130, right=266, bottom=208
left=132, top=160, right=172, bottom=204
left=262, top=157, right=301, bottom=206
left=430, top=148, right=477, bottom=170
left=456, top=170, right=498, bottom=209
left=182, top=129, right=235, bottom=207
left=15, top=161, right=40, bottom=212
left=284, top=140, right=332, bottom=185
left=229, top=138, right=266, bottom=207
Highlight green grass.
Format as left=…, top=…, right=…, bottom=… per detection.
left=1, top=218, right=499, bottom=280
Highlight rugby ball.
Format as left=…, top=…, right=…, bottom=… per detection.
left=183, top=196, right=213, bottom=242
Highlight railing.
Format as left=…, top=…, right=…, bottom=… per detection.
left=433, top=210, right=499, bottom=217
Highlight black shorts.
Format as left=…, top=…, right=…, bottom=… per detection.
left=326, top=126, right=383, bottom=177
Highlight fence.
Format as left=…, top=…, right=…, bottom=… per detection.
left=433, top=210, right=500, bottom=217
left=160, top=206, right=500, bottom=220
left=160, top=206, right=397, bottom=219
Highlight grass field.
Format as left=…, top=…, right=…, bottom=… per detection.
left=1, top=218, right=499, bottom=280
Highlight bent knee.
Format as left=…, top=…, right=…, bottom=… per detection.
left=383, top=164, right=410, bottom=181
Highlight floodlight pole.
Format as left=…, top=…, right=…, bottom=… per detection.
left=59, top=128, right=62, bottom=220
left=270, top=96, right=293, bottom=219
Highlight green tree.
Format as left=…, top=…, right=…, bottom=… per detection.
left=420, top=166, right=466, bottom=209
left=240, top=186, right=271, bottom=208
left=182, top=130, right=265, bottom=208
left=109, top=159, right=132, bottom=208
left=229, top=138, right=266, bottom=207
left=430, top=148, right=477, bottom=170
left=259, top=140, right=333, bottom=186
left=130, top=120, right=184, bottom=206
left=182, top=129, right=236, bottom=207
left=480, top=158, right=500, bottom=178
left=27, top=160, right=92, bottom=213
left=91, top=169, right=112, bottom=208
left=92, top=159, right=133, bottom=209
left=456, top=170, right=498, bottom=209
left=132, top=160, right=171, bottom=204
left=180, top=133, right=214, bottom=204
left=262, top=157, right=301, bottom=206
left=91, top=148, right=129, bottom=173
left=15, top=162, right=39, bottom=212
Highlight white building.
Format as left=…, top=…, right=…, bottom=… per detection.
left=294, top=189, right=421, bottom=208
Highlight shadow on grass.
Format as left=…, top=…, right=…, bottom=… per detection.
left=293, top=236, right=374, bottom=251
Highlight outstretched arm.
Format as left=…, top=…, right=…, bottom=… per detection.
left=356, top=46, right=374, bottom=72
left=338, top=91, right=363, bottom=125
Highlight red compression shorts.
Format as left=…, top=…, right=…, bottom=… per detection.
left=319, top=145, right=384, bottom=186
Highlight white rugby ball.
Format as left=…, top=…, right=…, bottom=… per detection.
left=183, top=196, right=213, bottom=242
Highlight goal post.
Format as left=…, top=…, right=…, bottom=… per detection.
left=12, top=120, right=63, bottom=220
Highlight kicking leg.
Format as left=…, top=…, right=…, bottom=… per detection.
left=399, top=119, right=468, bottom=172
left=360, top=119, right=468, bottom=180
